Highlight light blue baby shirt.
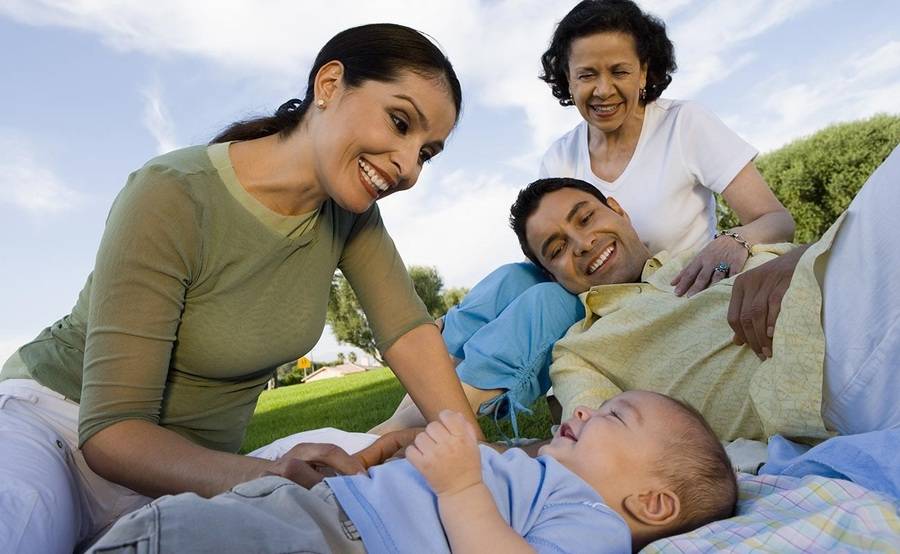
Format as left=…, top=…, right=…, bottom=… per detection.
left=326, top=445, right=631, bottom=553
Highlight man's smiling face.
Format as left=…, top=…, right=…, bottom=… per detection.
left=524, top=187, right=651, bottom=293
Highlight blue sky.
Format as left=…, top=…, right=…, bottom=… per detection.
left=1, top=0, right=898, bottom=363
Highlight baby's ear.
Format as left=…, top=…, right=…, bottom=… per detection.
left=623, top=488, right=681, bottom=527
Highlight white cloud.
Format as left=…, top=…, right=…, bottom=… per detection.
left=0, top=0, right=826, bottom=161
left=0, top=133, right=84, bottom=216
left=141, top=80, right=179, bottom=154
left=731, top=39, right=900, bottom=153
left=0, top=336, right=30, bottom=365
left=378, top=167, right=525, bottom=289
left=666, top=0, right=816, bottom=98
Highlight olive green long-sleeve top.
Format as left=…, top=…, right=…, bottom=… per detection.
left=5, top=143, right=431, bottom=452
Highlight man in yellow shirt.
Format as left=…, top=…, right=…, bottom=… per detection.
left=511, top=147, right=900, bottom=442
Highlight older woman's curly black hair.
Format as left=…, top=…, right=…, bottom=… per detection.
left=540, top=0, right=676, bottom=106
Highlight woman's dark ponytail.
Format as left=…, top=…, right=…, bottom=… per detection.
left=211, top=98, right=310, bottom=143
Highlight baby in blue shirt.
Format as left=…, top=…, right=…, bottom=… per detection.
left=89, top=390, right=736, bottom=553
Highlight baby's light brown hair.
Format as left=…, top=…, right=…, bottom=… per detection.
left=651, top=395, right=738, bottom=537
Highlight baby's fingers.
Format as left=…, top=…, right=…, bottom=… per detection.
left=439, top=410, right=477, bottom=440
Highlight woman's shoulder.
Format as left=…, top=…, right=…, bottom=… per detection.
left=114, top=145, right=220, bottom=215
left=138, top=144, right=217, bottom=179
left=541, top=120, right=587, bottom=171
left=649, top=98, right=722, bottom=127
left=647, top=97, right=703, bottom=120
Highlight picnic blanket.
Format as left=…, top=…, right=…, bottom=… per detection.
left=251, top=429, right=900, bottom=553
left=643, top=473, right=900, bottom=553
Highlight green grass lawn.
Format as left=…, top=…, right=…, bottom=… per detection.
left=240, top=368, right=554, bottom=453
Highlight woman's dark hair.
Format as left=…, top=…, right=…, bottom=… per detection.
left=509, top=177, right=609, bottom=273
left=212, top=23, right=462, bottom=144
left=539, top=0, right=676, bottom=106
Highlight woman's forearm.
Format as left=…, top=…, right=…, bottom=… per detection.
left=383, top=323, right=485, bottom=440
left=730, top=208, right=795, bottom=246
left=720, top=162, right=795, bottom=246
left=82, top=419, right=274, bottom=498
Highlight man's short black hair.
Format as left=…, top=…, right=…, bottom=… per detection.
left=509, top=178, right=609, bottom=274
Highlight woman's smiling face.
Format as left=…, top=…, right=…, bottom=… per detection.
left=313, top=67, right=457, bottom=213
left=566, top=31, right=647, bottom=137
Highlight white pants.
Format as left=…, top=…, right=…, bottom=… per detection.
left=0, top=373, right=150, bottom=554
left=822, top=146, right=900, bottom=434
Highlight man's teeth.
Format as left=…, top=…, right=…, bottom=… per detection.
left=587, top=245, right=615, bottom=274
left=358, top=159, right=389, bottom=191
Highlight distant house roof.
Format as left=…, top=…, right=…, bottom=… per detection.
left=302, top=362, right=368, bottom=383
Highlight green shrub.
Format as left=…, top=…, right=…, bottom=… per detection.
left=279, top=370, right=305, bottom=386
left=718, top=114, right=900, bottom=242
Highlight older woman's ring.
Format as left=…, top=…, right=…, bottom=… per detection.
left=714, top=262, right=731, bottom=274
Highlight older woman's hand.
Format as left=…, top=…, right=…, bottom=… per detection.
left=672, top=235, right=750, bottom=297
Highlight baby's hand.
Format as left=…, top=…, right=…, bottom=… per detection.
left=406, top=410, right=482, bottom=496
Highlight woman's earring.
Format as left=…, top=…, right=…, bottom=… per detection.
left=316, top=99, right=326, bottom=109
left=639, top=87, right=647, bottom=101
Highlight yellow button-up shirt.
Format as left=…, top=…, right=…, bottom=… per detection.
left=551, top=215, right=845, bottom=443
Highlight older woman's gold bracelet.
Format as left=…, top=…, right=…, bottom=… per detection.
left=714, top=230, right=752, bottom=253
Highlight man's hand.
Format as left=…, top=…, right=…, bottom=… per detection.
left=355, top=428, right=423, bottom=469
left=406, top=410, right=482, bottom=496
left=727, top=245, right=809, bottom=359
left=268, top=443, right=366, bottom=488
left=673, top=235, right=750, bottom=297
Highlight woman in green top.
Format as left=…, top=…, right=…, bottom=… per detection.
left=0, top=23, right=477, bottom=553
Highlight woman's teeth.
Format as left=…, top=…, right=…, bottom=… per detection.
left=587, top=244, right=615, bottom=274
left=358, top=159, right=389, bottom=192
left=592, top=104, right=618, bottom=114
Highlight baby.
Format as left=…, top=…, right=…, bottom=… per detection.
left=89, top=390, right=736, bottom=553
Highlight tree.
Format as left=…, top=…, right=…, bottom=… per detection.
left=408, top=266, right=446, bottom=318
left=442, top=286, right=470, bottom=312
left=327, top=273, right=382, bottom=363
left=326, top=265, right=466, bottom=362
left=348, top=351, right=358, bottom=364
left=717, top=113, right=900, bottom=242
left=337, top=352, right=346, bottom=363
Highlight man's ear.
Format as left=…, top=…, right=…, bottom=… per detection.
left=606, top=196, right=629, bottom=220
left=623, top=488, right=681, bottom=528
left=313, top=60, right=345, bottom=105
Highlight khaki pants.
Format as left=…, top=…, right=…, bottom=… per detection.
left=87, top=477, right=366, bottom=554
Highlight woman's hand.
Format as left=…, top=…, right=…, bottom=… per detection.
left=673, top=160, right=795, bottom=298
left=406, top=410, right=482, bottom=496
left=727, top=245, right=808, bottom=359
left=672, top=235, right=749, bottom=297
left=268, top=442, right=366, bottom=488
left=355, top=428, right=423, bottom=468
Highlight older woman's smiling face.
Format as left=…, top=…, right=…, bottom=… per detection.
left=567, top=31, right=647, bottom=137
left=313, top=68, right=457, bottom=214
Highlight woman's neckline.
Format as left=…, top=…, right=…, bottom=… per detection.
left=581, top=102, right=654, bottom=190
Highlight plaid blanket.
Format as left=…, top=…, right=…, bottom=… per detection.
left=643, top=473, right=900, bottom=553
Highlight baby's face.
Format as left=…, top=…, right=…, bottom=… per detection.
left=540, top=391, right=673, bottom=495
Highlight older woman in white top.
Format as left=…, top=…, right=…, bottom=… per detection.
left=538, top=0, right=793, bottom=292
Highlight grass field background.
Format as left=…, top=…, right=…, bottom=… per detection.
left=240, top=368, right=554, bottom=453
